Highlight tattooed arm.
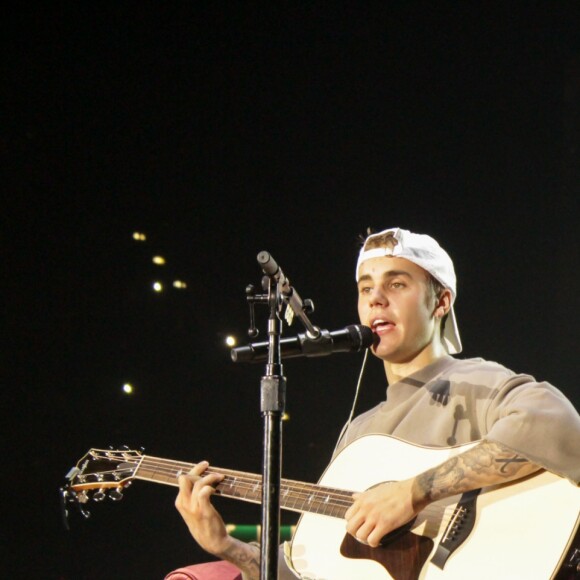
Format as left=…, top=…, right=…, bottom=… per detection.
left=413, top=439, right=540, bottom=503
left=345, top=440, right=541, bottom=547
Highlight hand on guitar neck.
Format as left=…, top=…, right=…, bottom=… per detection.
left=175, top=461, right=261, bottom=580
left=344, top=439, right=540, bottom=548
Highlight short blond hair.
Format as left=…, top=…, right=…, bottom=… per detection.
left=362, top=231, right=398, bottom=252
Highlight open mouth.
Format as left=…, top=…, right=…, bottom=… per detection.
left=371, top=319, right=395, bottom=333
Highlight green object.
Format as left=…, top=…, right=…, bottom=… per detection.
left=226, top=524, right=295, bottom=542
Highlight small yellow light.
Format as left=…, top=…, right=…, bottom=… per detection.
left=225, top=335, right=237, bottom=347
left=153, top=281, right=163, bottom=292
left=173, top=280, right=187, bottom=289
left=152, top=256, right=166, bottom=265
left=282, top=412, right=290, bottom=422
left=123, top=383, right=134, bottom=394
left=133, top=232, right=147, bottom=241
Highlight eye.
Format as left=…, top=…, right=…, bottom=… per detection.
left=358, top=286, right=372, bottom=294
left=390, top=281, right=406, bottom=289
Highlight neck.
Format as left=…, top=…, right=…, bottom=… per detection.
left=383, top=339, right=448, bottom=385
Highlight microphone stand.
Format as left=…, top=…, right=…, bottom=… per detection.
left=259, top=272, right=284, bottom=580
left=246, top=252, right=317, bottom=579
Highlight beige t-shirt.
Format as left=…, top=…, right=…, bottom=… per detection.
left=334, top=355, right=580, bottom=484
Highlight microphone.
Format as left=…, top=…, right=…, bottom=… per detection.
left=257, top=251, right=286, bottom=287
left=231, top=324, right=376, bottom=363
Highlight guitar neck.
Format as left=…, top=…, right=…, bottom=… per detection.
left=135, top=455, right=352, bottom=518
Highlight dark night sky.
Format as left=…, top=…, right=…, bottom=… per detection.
left=4, top=3, right=580, bottom=578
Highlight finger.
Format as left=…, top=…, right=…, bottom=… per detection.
left=354, top=520, right=376, bottom=545
left=176, top=472, right=221, bottom=513
left=188, top=460, right=210, bottom=477
left=194, top=472, right=225, bottom=496
left=345, top=511, right=366, bottom=537
left=175, top=477, right=193, bottom=512
left=345, top=498, right=360, bottom=520
left=176, top=462, right=212, bottom=508
left=367, top=528, right=384, bottom=548
left=193, top=468, right=224, bottom=487
left=177, top=460, right=210, bottom=487
left=181, top=473, right=224, bottom=513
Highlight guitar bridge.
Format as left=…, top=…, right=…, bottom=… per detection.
left=431, top=488, right=480, bottom=570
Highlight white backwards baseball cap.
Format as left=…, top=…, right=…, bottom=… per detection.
left=356, top=227, right=462, bottom=354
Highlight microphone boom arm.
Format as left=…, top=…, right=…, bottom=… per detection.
left=257, top=251, right=320, bottom=338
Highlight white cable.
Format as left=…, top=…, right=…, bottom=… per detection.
left=332, top=348, right=369, bottom=456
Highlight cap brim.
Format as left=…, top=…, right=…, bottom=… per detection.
left=443, top=305, right=462, bottom=354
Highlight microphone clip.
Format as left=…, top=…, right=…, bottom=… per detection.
left=245, top=284, right=267, bottom=338
left=257, top=251, right=320, bottom=339
left=244, top=252, right=318, bottom=339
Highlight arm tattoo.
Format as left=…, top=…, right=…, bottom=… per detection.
left=222, top=541, right=260, bottom=580
left=415, top=440, right=540, bottom=504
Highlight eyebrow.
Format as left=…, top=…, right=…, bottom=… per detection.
left=357, top=270, right=414, bottom=283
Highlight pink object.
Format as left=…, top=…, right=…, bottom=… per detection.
left=164, top=560, right=242, bottom=580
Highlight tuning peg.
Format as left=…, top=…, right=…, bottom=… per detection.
left=60, top=486, right=91, bottom=530
left=77, top=503, right=91, bottom=520
left=109, top=487, right=124, bottom=501
left=93, top=488, right=106, bottom=502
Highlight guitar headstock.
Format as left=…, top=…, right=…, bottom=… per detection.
left=60, top=447, right=146, bottom=528
left=62, top=447, right=143, bottom=506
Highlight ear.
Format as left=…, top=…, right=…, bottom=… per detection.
left=434, top=288, right=452, bottom=319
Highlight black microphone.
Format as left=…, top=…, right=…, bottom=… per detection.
left=231, top=324, right=376, bottom=363
left=257, top=251, right=286, bottom=285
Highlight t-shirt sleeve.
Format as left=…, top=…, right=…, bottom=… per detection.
left=483, top=375, right=580, bottom=485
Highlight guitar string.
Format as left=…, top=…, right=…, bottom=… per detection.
left=140, top=456, right=355, bottom=499
left=139, top=458, right=354, bottom=514
left=93, top=453, right=465, bottom=526
left=136, top=456, right=462, bottom=525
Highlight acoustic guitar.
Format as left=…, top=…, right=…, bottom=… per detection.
left=63, top=434, right=580, bottom=579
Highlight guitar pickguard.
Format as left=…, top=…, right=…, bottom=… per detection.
left=341, top=531, right=434, bottom=580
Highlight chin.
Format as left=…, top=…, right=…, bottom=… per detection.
left=372, top=345, right=401, bottom=362
left=373, top=343, right=419, bottom=364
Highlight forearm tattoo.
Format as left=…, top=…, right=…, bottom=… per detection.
left=223, top=541, right=260, bottom=580
left=415, top=440, right=539, bottom=503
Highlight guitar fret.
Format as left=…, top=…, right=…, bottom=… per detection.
left=219, top=475, right=262, bottom=503
left=287, top=482, right=310, bottom=511
left=305, top=493, right=348, bottom=518
left=141, top=467, right=173, bottom=484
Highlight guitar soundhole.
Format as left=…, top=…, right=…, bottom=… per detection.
left=340, top=528, right=434, bottom=580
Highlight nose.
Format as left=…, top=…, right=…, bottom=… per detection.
left=368, top=285, right=388, bottom=307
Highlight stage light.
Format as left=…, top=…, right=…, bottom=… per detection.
left=153, top=281, right=163, bottom=292
left=152, top=256, right=166, bottom=265
left=225, top=335, right=237, bottom=347
left=132, top=232, right=147, bottom=241
left=173, top=280, right=187, bottom=289
left=122, top=383, right=134, bottom=394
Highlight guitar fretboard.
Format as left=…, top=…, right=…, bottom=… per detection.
left=135, top=455, right=353, bottom=519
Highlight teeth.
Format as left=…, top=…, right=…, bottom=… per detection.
left=372, top=319, right=386, bottom=328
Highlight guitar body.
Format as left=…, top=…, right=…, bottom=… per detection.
left=288, top=435, right=580, bottom=580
